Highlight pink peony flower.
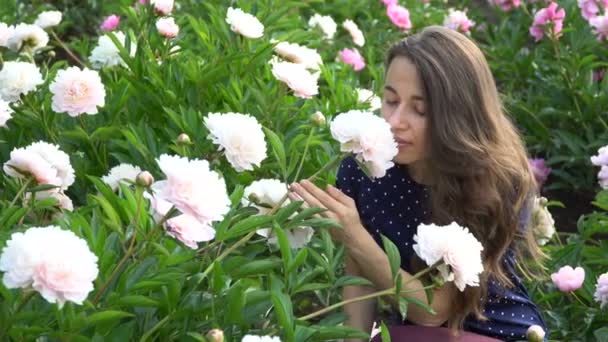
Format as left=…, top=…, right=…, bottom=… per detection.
left=529, top=2, right=566, bottom=42
left=387, top=4, right=412, bottom=30
left=529, top=158, right=551, bottom=188
left=49, top=66, right=106, bottom=117
left=591, top=146, right=608, bottom=166
left=382, top=0, right=398, bottom=6
left=339, top=48, right=366, bottom=71
left=226, top=7, right=264, bottom=39
left=594, top=272, right=608, bottom=308
left=443, top=9, right=475, bottom=33
left=156, top=17, right=179, bottom=38
left=598, top=165, right=608, bottom=189
left=590, top=14, right=608, bottom=41
left=578, top=0, right=608, bottom=21
left=151, top=0, right=174, bottom=15
left=488, top=0, right=522, bottom=11
left=551, top=265, right=585, bottom=292
left=342, top=19, right=365, bottom=46
left=100, top=15, right=120, bottom=31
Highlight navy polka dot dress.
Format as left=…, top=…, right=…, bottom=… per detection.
left=335, top=157, right=548, bottom=341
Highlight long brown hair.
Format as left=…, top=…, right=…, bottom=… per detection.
left=386, top=26, right=546, bottom=328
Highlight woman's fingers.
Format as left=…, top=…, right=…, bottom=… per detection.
left=325, top=184, right=355, bottom=207
left=290, top=182, right=328, bottom=212
left=297, top=180, right=343, bottom=213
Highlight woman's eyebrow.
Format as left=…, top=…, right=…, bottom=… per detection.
left=384, top=85, right=425, bottom=101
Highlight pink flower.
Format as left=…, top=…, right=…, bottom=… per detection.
left=382, top=0, right=398, bottom=6
left=386, top=4, right=412, bottom=30
left=49, top=67, right=106, bottom=117
left=598, top=165, right=608, bottom=189
left=530, top=2, right=566, bottom=42
left=339, top=48, right=366, bottom=71
left=151, top=0, right=174, bottom=16
left=100, top=15, right=120, bottom=31
left=270, top=60, right=319, bottom=98
left=578, top=0, right=608, bottom=21
left=156, top=17, right=179, bottom=38
left=488, top=0, right=522, bottom=11
left=594, top=272, right=608, bottom=308
left=593, top=68, right=605, bottom=81
left=590, top=14, right=608, bottom=41
left=443, top=9, right=475, bottom=33
left=529, top=158, right=551, bottom=188
left=551, top=265, right=585, bottom=292
left=591, top=146, right=608, bottom=166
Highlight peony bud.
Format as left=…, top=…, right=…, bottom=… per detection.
left=136, top=171, right=154, bottom=187
left=177, top=133, right=191, bottom=144
left=526, top=325, right=545, bottom=342
left=206, top=329, right=224, bottom=342
left=311, top=111, right=326, bottom=127
left=100, top=15, right=120, bottom=31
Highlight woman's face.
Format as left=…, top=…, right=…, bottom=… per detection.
left=381, top=56, right=429, bottom=167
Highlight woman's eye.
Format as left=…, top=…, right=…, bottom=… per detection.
left=384, top=99, right=399, bottom=106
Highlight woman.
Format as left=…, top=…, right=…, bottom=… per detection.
left=289, top=26, right=548, bottom=341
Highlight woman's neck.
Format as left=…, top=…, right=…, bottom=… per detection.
left=408, top=161, right=433, bottom=185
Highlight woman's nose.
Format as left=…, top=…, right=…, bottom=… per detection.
left=386, top=108, right=408, bottom=129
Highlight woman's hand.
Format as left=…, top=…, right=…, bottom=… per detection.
left=289, top=180, right=364, bottom=243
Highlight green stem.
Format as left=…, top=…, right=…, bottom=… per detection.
left=293, top=128, right=315, bottom=182
left=9, top=177, right=33, bottom=207
left=139, top=314, right=171, bottom=342
left=50, top=29, right=85, bottom=67
left=570, top=291, right=587, bottom=307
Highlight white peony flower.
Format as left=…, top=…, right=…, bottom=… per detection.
left=151, top=0, right=174, bottom=15
left=155, top=17, right=179, bottom=38
left=530, top=196, right=555, bottom=246
left=26, top=189, right=73, bottom=211
left=226, top=7, right=264, bottom=39
left=0, top=61, right=44, bottom=102
left=342, top=19, right=365, bottom=46
left=4, top=141, right=75, bottom=190
left=356, top=88, right=381, bottom=111
left=243, top=179, right=315, bottom=249
left=591, top=145, right=608, bottom=166
left=242, top=335, right=282, bottom=342
left=330, top=110, right=398, bottom=178
left=273, top=41, right=323, bottom=71
left=599, top=165, right=608, bottom=189
left=594, top=272, right=608, bottom=308
left=102, top=163, right=142, bottom=191
left=308, top=14, right=337, bottom=40
left=413, top=222, right=485, bottom=291
left=0, top=22, right=14, bottom=47
left=204, top=112, right=267, bottom=172
left=6, top=23, right=49, bottom=53
left=270, top=59, right=319, bottom=99
left=0, top=99, right=13, bottom=127
left=49, top=66, right=106, bottom=116
left=0, top=226, right=98, bottom=308
left=89, top=31, right=136, bottom=69
left=154, top=154, right=231, bottom=226
left=34, top=11, right=63, bottom=29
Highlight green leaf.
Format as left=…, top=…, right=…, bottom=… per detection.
left=273, top=222, right=293, bottom=272
left=275, top=200, right=303, bottom=224
left=86, top=311, right=134, bottom=327
left=313, top=325, right=370, bottom=340
left=381, top=235, right=401, bottom=279
left=293, top=283, right=331, bottom=294
left=287, top=248, right=308, bottom=273
left=398, top=297, right=408, bottom=322
left=334, top=275, right=373, bottom=288
left=380, top=321, right=391, bottom=342
left=219, top=215, right=274, bottom=241
left=226, top=282, right=246, bottom=325
left=271, top=291, right=295, bottom=341
left=117, top=295, right=160, bottom=308
left=263, top=127, right=287, bottom=180
left=230, top=258, right=282, bottom=278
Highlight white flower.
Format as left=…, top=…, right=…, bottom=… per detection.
left=155, top=154, right=230, bottom=225
left=342, top=19, right=365, bottom=46
left=308, top=14, right=337, bottom=40
left=4, top=141, right=75, bottom=190
left=0, top=99, right=13, bottom=127
left=594, top=272, right=608, bottom=308
left=530, top=196, right=555, bottom=246
left=330, top=110, right=398, bottom=178
left=274, top=41, right=323, bottom=71
left=204, top=112, right=267, bottom=172
left=243, top=179, right=314, bottom=249
left=0, top=226, right=98, bottom=308
left=34, top=11, right=63, bottom=29
left=270, top=59, right=319, bottom=98
left=89, top=32, right=136, bottom=69
left=599, top=165, right=608, bottom=189
left=370, top=321, right=381, bottom=339
left=26, top=189, right=73, bottom=211
left=151, top=0, right=174, bottom=15
left=6, top=23, right=49, bottom=53
left=102, top=163, right=142, bottom=191
left=443, top=9, right=474, bottom=34
left=242, top=335, right=282, bottom=342
left=226, top=7, right=264, bottom=39
left=591, top=145, right=608, bottom=166
left=0, top=61, right=44, bottom=102
left=0, top=22, right=14, bottom=47
left=49, top=66, right=106, bottom=116
left=156, top=17, right=179, bottom=38
left=413, top=222, right=485, bottom=291
left=356, top=88, right=381, bottom=111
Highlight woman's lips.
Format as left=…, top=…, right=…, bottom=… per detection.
left=395, top=139, right=412, bottom=147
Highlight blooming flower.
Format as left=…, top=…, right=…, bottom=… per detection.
left=551, top=265, right=585, bottom=292
left=0, top=99, right=13, bottom=127
left=443, top=9, right=475, bottom=34
left=356, top=88, right=381, bottom=111
left=151, top=0, right=174, bottom=15
left=339, top=48, right=366, bottom=71
left=156, top=17, right=179, bottom=38
left=487, top=0, right=522, bottom=11
left=382, top=0, right=398, bottom=6
left=530, top=196, right=555, bottom=246
left=100, top=15, right=120, bottom=31
left=204, top=112, right=267, bottom=172
left=330, top=110, right=398, bottom=178
left=590, top=14, right=608, bottom=40
left=226, top=7, right=264, bottom=39
left=49, top=66, right=106, bottom=116
left=529, top=158, right=551, bottom=189
left=0, top=226, right=98, bottom=308
left=6, top=23, right=49, bottom=53
left=34, top=11, right=62, bottom=29
left=578, top=0, right=608, bottom=21
left=273, top=41, right=323, bottom=71
left=242, top=335, right=282, bottom=342
left=342, top=19, right=365, bottom=46
left=598, top=165, right=608, bottom=189
left=243, top=179, right=314, bottom=249
left=526, top=325, right=546, bottom=342
left=26, top=189, right=73, bottom=211
left=386, top=4, right=412, bottom=30
left=89, top=31, right=136, bottom=69
left=412, top=222, right=485, bottom=291
left=0, top=61, right=44, bottom=102
left=4, top=141, right=75, bottom=190
left=102, top=163, right=142, bottom=191
left=270, top=59, right=319, bottom=98
left=591, top=146, right=608, bottom=165
left=529, top=2, right=566, bottom=42
left=0, top=23, right=14, bottom=47
left=308, top=14, right=337, bottom=40
left=594, top=272, right=608, bottom=308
